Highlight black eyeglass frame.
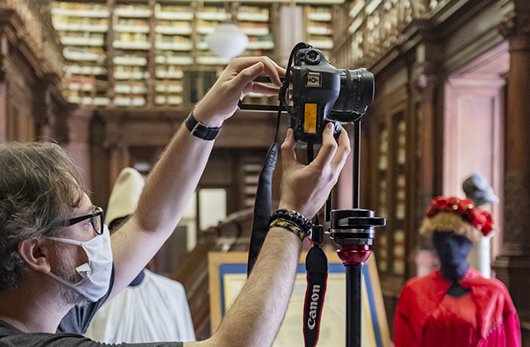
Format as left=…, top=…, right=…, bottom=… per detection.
left=60, top=207, right=104, bottom=235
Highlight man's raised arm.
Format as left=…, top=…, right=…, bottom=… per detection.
left=109, top=57, right=284, bottom=297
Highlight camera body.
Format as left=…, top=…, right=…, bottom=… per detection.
left=288, top=47, right=375, bottom=143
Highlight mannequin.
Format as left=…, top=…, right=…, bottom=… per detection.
left=462, top=174, right=498, bottom=207
left=85, top=168, right=196, bottom=343
left=394, top=196, right=521, bottom=347
left=462, top=173, right=498, bottom=278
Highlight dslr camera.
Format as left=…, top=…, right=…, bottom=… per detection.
left=286, top=46, right=375, bottom=143
left=239, top=43, right=375, bottom=144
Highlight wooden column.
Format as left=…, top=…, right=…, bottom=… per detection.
left=411, top=66, right=440, bottom=277
left=493, top=0, right=530, bottom=342
left=106, top=119, right=130, bottom=190
left=63, top=107, right=93, bottom=190
left=0, top=82, right=6, bottom=143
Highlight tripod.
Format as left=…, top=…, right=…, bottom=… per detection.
left=326, top=121, right=385, bottom=347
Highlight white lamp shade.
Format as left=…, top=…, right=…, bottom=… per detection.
left=205, top=23, right=249, bottom=59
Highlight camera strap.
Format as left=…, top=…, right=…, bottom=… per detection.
left=247, top=142, right=279, bottom=276
left=303, top=228, right=328, bottom=347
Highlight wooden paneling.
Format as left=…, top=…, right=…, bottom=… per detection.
left=0, top=6, right=68, bottom=144
left=441, top=2, right=505, bottom=75
left=493, top=2, right=530, bottom=342
left=0, top=83, right=5, bottom=142
left=443, top=78, right=505, bottom=200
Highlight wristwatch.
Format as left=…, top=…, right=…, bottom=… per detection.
left=185, top=112, right=222, bottom=141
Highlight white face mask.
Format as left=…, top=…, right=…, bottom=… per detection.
left=46, top=225, right=113, bottom=302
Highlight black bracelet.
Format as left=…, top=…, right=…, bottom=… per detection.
left=268, top=209, right=312, bottom=235
left=185, top=112, right=221, bottom=141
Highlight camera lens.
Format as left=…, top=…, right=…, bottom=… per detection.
left=331, top=69, right=375, bottom=121
left=304, top=50, right=321, bottom=65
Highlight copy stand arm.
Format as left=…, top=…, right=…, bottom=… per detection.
left=328, top=120, right=385, bottom=347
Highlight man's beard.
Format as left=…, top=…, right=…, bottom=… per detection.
left=55, top=247, right=91, bottom=307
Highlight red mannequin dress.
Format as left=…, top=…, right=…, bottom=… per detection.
left=394, top=267, right=520, bottom=347
left=395, top=196, right=521, bottom=347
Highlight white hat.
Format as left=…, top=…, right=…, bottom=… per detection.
left=105, top=167, right=145, bottom=225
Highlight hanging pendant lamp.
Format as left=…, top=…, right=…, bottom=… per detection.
left=205, top=21, right=248, bottom=59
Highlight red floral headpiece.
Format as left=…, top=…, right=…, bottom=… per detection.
left=422, top=196, right=495, bottom=240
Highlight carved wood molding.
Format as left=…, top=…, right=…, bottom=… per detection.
left=0, top=10, right=43, bottom=80
left=0, top=0, right=63, bottom=76
left=337, top=0, right=506, bottom=78
left=97, top=109, right=280, bottom=149
left=503, top=171, right=530, bottom=254
left=499, top=0, right=530, bottom=41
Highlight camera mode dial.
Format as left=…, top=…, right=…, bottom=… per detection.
left=304, top=50, right=321, bottom=65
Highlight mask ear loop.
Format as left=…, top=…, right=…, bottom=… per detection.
left=46, top=269, right=88, bottom=288
left=45, top=237, right=91, bottom=283
left=46, top=237, right=84, bottom=247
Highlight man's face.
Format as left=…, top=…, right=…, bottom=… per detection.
left=49, top=193, right=99, bottom=306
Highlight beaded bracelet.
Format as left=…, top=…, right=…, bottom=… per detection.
left=268, top=209, right=312, bottom=241
left=269, top=218, right=308, bottom=241
left=268, top=209, right=312, bottom=232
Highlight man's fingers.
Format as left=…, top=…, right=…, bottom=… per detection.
left=310, top=123, right=338, bottom=170
left=229, top=57, right=284, bottom=99
left=259, top=57, right=285, bottom=86
left=281, top=128, right=297, bottom=169
left=331, top=127, right=351, bottom=170
left=251, top=83, right=280, bottom=95
left=241, top=81, right=281, bottom=98
left=235, top=62, right=265, bottom=88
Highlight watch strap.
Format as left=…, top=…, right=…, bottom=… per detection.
left=185, top=112, right=221, bottom=141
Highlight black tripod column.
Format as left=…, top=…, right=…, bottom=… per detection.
left=347, top=265, right=362, bottom=347
left=352, top=121, right=361, bottom=209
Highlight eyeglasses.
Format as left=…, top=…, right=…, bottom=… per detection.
left=60, top=207, right=104, bottom=235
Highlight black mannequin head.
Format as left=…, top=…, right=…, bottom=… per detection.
left=432, top=231, right=473, bottom=282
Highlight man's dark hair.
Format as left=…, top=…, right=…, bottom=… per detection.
left=0, top=142, right=84, bottom=291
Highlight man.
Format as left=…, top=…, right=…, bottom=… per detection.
left=0, top=56, right=351, bottom=346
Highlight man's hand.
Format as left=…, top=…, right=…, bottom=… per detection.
left=193, top=57, right=285, bottom=127
left=278, top=123, right=351, bottom=219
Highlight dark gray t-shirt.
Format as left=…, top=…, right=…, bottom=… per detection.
left=0, top=267, right=183, bottom=346
left=0, top=320, right=183, bottom=346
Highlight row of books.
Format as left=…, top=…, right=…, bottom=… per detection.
left=306, top=6, right=333, bottom=52
left=52, top=1, right=333, bottom=108
left=53, top=2, right=109, bottom=105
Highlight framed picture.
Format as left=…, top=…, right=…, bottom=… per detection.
left=208, top=251, right=392, bottom=347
